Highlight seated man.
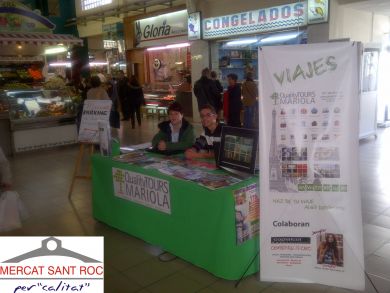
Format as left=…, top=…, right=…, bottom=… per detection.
left=152, top=102, right=195, bottom=153
left=185, top=104, right=223, bottom=159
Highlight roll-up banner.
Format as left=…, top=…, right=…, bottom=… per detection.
left=258, top=42, right=364, bottom=291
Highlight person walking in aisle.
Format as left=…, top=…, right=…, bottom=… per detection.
left=127, top=75, right=145, bottom=129
left=117, top=70, right=129, bottom=121
left=193, top=68, right=221, bottom=111
left=210, top=71, right=223, bottom=117
left=226, top=73, right=242, bottom=127
left=87, top=76, right=110, bottom=100
left=0, top=147, right=11, bottom=191
left=241, top=72, right=258, bottom=128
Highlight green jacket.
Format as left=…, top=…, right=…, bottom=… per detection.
left=152, top=119, right=195, bottom=151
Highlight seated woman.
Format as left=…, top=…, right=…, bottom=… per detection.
left=151, top=102, right=195, bottom=153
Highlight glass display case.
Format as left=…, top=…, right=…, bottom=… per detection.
left=5, top=89, right=76, bottom=123
left=1, top=88, right=78, bottom=153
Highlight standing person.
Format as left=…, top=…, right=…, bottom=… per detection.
left=210, top=71, right=223, bottom=117
left=127, top=75, right=145, bottom=129
left=0, top=147, right=12, bottom=191
left=185, top=104, right=223, bottom=160
left=106, top=75, right=120, bottom=129
left=241, top=72, right=258, bottom=128
left=226, top=73, right=242, bottom=127
left=116, top=70, right=129, bottom=121
left=193, top=68, right=220, bottom=111
left=87, top=76, right=110, bottom=100
left=152, top=102, right=194, bottom=152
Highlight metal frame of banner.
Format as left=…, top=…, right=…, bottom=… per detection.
left=68, top=142, right=95, bottom=199
left=235, top=251, right=259, bottom=288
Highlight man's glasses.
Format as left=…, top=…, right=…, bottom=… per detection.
left=200, top=112, right=215, bottom=119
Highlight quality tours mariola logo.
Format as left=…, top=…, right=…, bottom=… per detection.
left=0, top=237, right=104, bottom=293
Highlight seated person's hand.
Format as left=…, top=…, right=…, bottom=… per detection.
left=185, top=148, right=201, bottom=159
left=157, top=140, right=167, bottom=151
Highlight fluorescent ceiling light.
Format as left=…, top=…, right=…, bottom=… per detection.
left=49, top=62, right=71, bottom=67
left=147, top=46, right=166, bottom=51
left=166, top=42, right=190, bottom=49
left=90, top=62, right=108, bottom=66
left=147, top=43, right=190, bottom=51
left=226, top=39, right=257, bottom=46
left=44, top=46, right=67, bottom=55
left=260, top=33, right=300, bottom=44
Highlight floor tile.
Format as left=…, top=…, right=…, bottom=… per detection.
left=104, top=271, right=142, bottom=293
left=146, top=272, right=205, bottom=293
left=209, top=275, right=270, bottom=293
left=123, top=257, right=189, bottom=287
left=271, top=282, right=328, bottom=293
left=196, top=288, right=216, bottom=293
left=181, top=265, right=218, bottom=287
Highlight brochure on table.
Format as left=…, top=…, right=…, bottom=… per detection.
left=258, top=42, right=364, bottom=290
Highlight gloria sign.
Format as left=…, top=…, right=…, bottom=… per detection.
left=202, top=2, right=307, bottom=39
left=135, top=10, right=187, bottom=46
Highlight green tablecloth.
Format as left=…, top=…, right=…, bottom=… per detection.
left=92, top=154, right=259, bottom=280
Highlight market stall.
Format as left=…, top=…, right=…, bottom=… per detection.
left=92, top=153, right=259, bottom=280
left=125, top=10, right=193, bottom=117
left=0, top=1, right=83, bottom=154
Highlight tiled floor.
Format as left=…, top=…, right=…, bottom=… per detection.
left=2, top=118, right=390, bottom=293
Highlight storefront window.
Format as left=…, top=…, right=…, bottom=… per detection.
left=82, top=0, right=112, bottom=11
left=210, top=31, right=307, bottom=88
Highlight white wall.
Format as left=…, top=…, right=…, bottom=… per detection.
left=329, top=1, right=390, bottom=43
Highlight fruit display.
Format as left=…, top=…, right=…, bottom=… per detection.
left=2, top=83, right=32, bottom=90
left=43, top=77, right=66, bottom=90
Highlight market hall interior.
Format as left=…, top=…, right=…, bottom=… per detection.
left=1, top=118, right=390, bottom=293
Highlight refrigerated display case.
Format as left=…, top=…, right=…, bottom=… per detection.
left=1, top=88, right=78, bottom=153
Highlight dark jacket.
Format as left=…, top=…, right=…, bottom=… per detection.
left=193, top=76, right=220, bottom=110
left=152, top=119, right=195, bottom=151
left=127, top=84, right=145, bottom=107
left=228, top=84, right=242, bottom=113
left=117, top=77, right=128, bottom=101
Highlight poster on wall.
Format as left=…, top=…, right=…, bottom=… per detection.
left=233, top=183, right=260, bottom=245
left=258, top=42, right=364, bottom=290
left=78, top=100, right=112, bottom=144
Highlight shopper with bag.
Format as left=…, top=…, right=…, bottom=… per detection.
left=0, top=147, right=27, bottom=232
left=0, top=147, right=11, bottom=191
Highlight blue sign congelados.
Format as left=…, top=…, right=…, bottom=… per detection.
left=203, top=3, right=306, bottom=39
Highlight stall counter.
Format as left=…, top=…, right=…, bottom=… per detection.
left=92, top=154, right=259, bottom=280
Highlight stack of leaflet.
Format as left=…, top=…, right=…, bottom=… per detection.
left=112, top=151, right=146, bottom=163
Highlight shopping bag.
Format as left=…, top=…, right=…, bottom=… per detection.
left=0, top=190, right=23, bottom=232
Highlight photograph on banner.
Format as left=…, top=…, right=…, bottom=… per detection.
left=259, top=42, right=364, bottom=290
left=234, top=183, right=259, bottom=245
left=78, top=100, right=112, bottom=144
